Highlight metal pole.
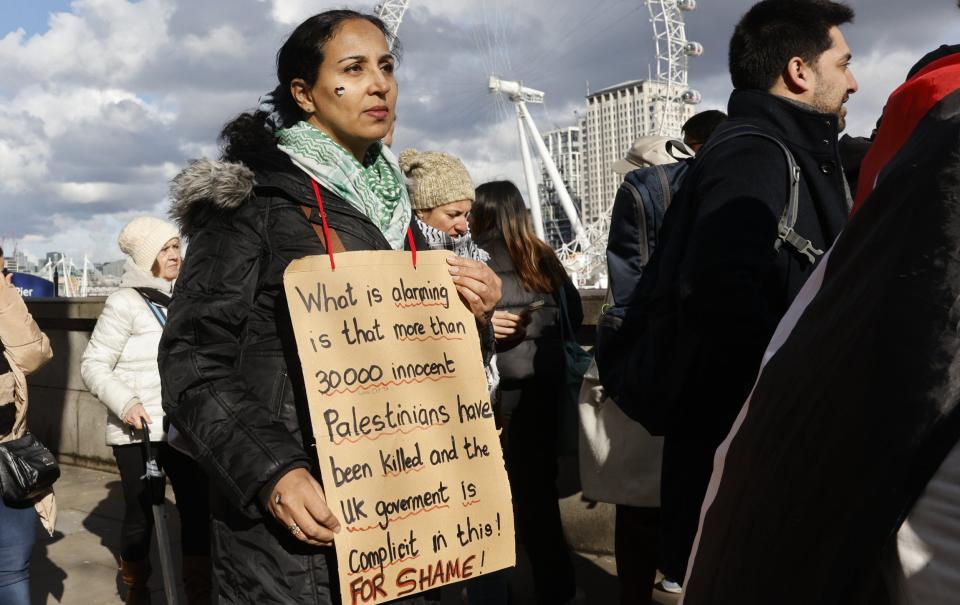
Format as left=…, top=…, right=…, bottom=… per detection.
left=141, top=427, right=181, bottom=605
left=516, top=102, right=588, bottom=249
left=516, top=102, right=546, bottom=240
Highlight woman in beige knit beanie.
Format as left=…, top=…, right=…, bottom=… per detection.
left=399, top=148, right=475, bottom=237
left=117, top=216, right=181, bottom=280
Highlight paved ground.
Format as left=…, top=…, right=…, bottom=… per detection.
left=31, top=464, right=680, bottom=604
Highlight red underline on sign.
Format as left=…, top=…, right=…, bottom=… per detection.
left=345, top=505, right=451, bottom=535
left=346, top=555, right=421, bottom=576
left=396, top=335, right=465, bottom=342
left=325, top=374, right=455, bottom=396
left=383, top=466, right=427, bottom=478
left=330, top=423, right=448, bottom=446
left=345, top=523, right=380, bottom=533
left=462, top=500, right=482, bottom=508
left=394, top=301, right=449, bottom=309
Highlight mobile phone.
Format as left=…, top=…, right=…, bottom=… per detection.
left=526, top=299, right=545, bottom=312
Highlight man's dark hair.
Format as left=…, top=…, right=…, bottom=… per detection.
left=729, top=0, right=854, bottom=91
left=682, top=110, right=727, bottom=146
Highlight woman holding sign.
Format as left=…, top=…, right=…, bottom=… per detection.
left=160, top=10, right=501, bottom=605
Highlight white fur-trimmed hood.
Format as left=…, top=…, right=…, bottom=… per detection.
left=169, top=159, right=255, bottom=236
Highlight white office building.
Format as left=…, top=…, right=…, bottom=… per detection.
left=581, top=79, right=694, bottom=224
left=538, top=126, right=583, bottom=249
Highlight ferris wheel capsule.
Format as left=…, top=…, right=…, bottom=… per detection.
left=682, top=89, right=702, bottom=105
left=677, top=0, right=697, bottom=11
left=684, top=41, right=704, bottom=56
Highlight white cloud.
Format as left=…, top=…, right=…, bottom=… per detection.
left=0, top=0, right=174, bottom=86
left=0, top=137, right=50, bottom=195
left=54, top=181, right=137, bottom=204
left=262, top=0, right=325, bottom=26
left=1, top=0, right=957, bottom=264
left=19, top=213, right=146, bottom=263
left=843, top=47, right=918, bottom=137
left=11, top=86, right=175, bottom=138
left=182, top=25, right=249, bottom=60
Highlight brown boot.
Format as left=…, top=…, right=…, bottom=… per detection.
left=182, top=555, right=212, bottom=605
left=119, top=558, right=151, bottom=605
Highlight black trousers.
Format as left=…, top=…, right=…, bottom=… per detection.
left=659, top=434, right=715, bottom=583
left=500, top=379, right=576, bottom=604
left=113, top=442, right=211, bottom=563
left=615, top=505, right=660, bottom=605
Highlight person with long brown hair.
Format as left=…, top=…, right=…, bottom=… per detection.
left=471, top=180, right=584, bottom=605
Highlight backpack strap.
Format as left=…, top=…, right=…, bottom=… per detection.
left=654, top=164, right=674, bottom=210
left=698, top=126, right=824, bottom=264
left=619, top=179, right=652, bottom=267
left=300, top=206, right=346, bottom=254
left=133, top=287, right=169, bottom=328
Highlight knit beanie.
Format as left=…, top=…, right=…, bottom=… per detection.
left=398, top=149, right=476, bottom=210
left=118, top=216, right=180, bottom=273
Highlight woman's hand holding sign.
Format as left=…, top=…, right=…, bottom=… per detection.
left=269, top=468, right=341, bottom=546
left=446, top=255, right=502, bottom=326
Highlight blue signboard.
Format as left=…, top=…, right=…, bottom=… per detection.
left=10, top=273, right=56, bottom=298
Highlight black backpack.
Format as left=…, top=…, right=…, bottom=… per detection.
left=605, top=160, right=690, bottom=310
left=595, top=126, right=821, bottom=435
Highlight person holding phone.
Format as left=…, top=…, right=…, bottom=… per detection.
left=471, top=181, right=584, bottom=605
left=81, top=218, right=210, bottom=604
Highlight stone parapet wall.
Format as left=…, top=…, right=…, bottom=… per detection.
left=25, top=297, right=116, bottom=471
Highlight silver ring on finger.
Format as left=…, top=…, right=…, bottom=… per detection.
left=288, top=523, right=303, bottom=538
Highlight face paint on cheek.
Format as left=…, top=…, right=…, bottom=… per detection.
left=335, top=87, right=345, bottom=97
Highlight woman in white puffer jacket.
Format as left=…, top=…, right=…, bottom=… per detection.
left=81, top=217, right=210, bottom=605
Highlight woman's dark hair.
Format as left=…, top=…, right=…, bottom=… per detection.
left=472, top=181, right=568, bottom=294
left=729, top=0, right=854, bottom=91
left=220, top=10, right=398, bottom=161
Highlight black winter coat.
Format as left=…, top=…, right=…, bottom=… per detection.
left=476, top=235, right=582, bottom=385
left=645, top=90, right=850, bottom=579
left=650, top=90, right=850, bottom=434
left=159, top=148, right=435, bottom=604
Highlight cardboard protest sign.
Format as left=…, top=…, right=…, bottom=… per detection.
left=283, top=250, right=515, bottom=605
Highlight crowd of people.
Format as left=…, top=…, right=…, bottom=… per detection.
left=2, top=0, right=960, bottom=603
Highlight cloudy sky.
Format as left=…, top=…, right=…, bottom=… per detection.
left=2, top=0, right=959, bottom=263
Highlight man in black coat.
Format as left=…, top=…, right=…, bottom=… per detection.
left=642, top=0, right=859, bottom=583
left=681, top=42, right=960, bottom=605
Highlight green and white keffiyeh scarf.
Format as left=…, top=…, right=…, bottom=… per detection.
left=276, top=121, right=412, bottom=249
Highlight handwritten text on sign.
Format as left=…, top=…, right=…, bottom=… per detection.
left=283, top=251, right=515, bottom=604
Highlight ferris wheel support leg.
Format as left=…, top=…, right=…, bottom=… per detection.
left=516, top=102, right=589, bottom=249
left=516, top=103, right=546, bottom=240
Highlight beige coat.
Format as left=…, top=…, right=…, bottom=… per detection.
left=0, top=280, right=56, bottom=534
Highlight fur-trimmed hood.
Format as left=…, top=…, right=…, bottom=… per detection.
left=169, top=159, right=255, bottom=236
